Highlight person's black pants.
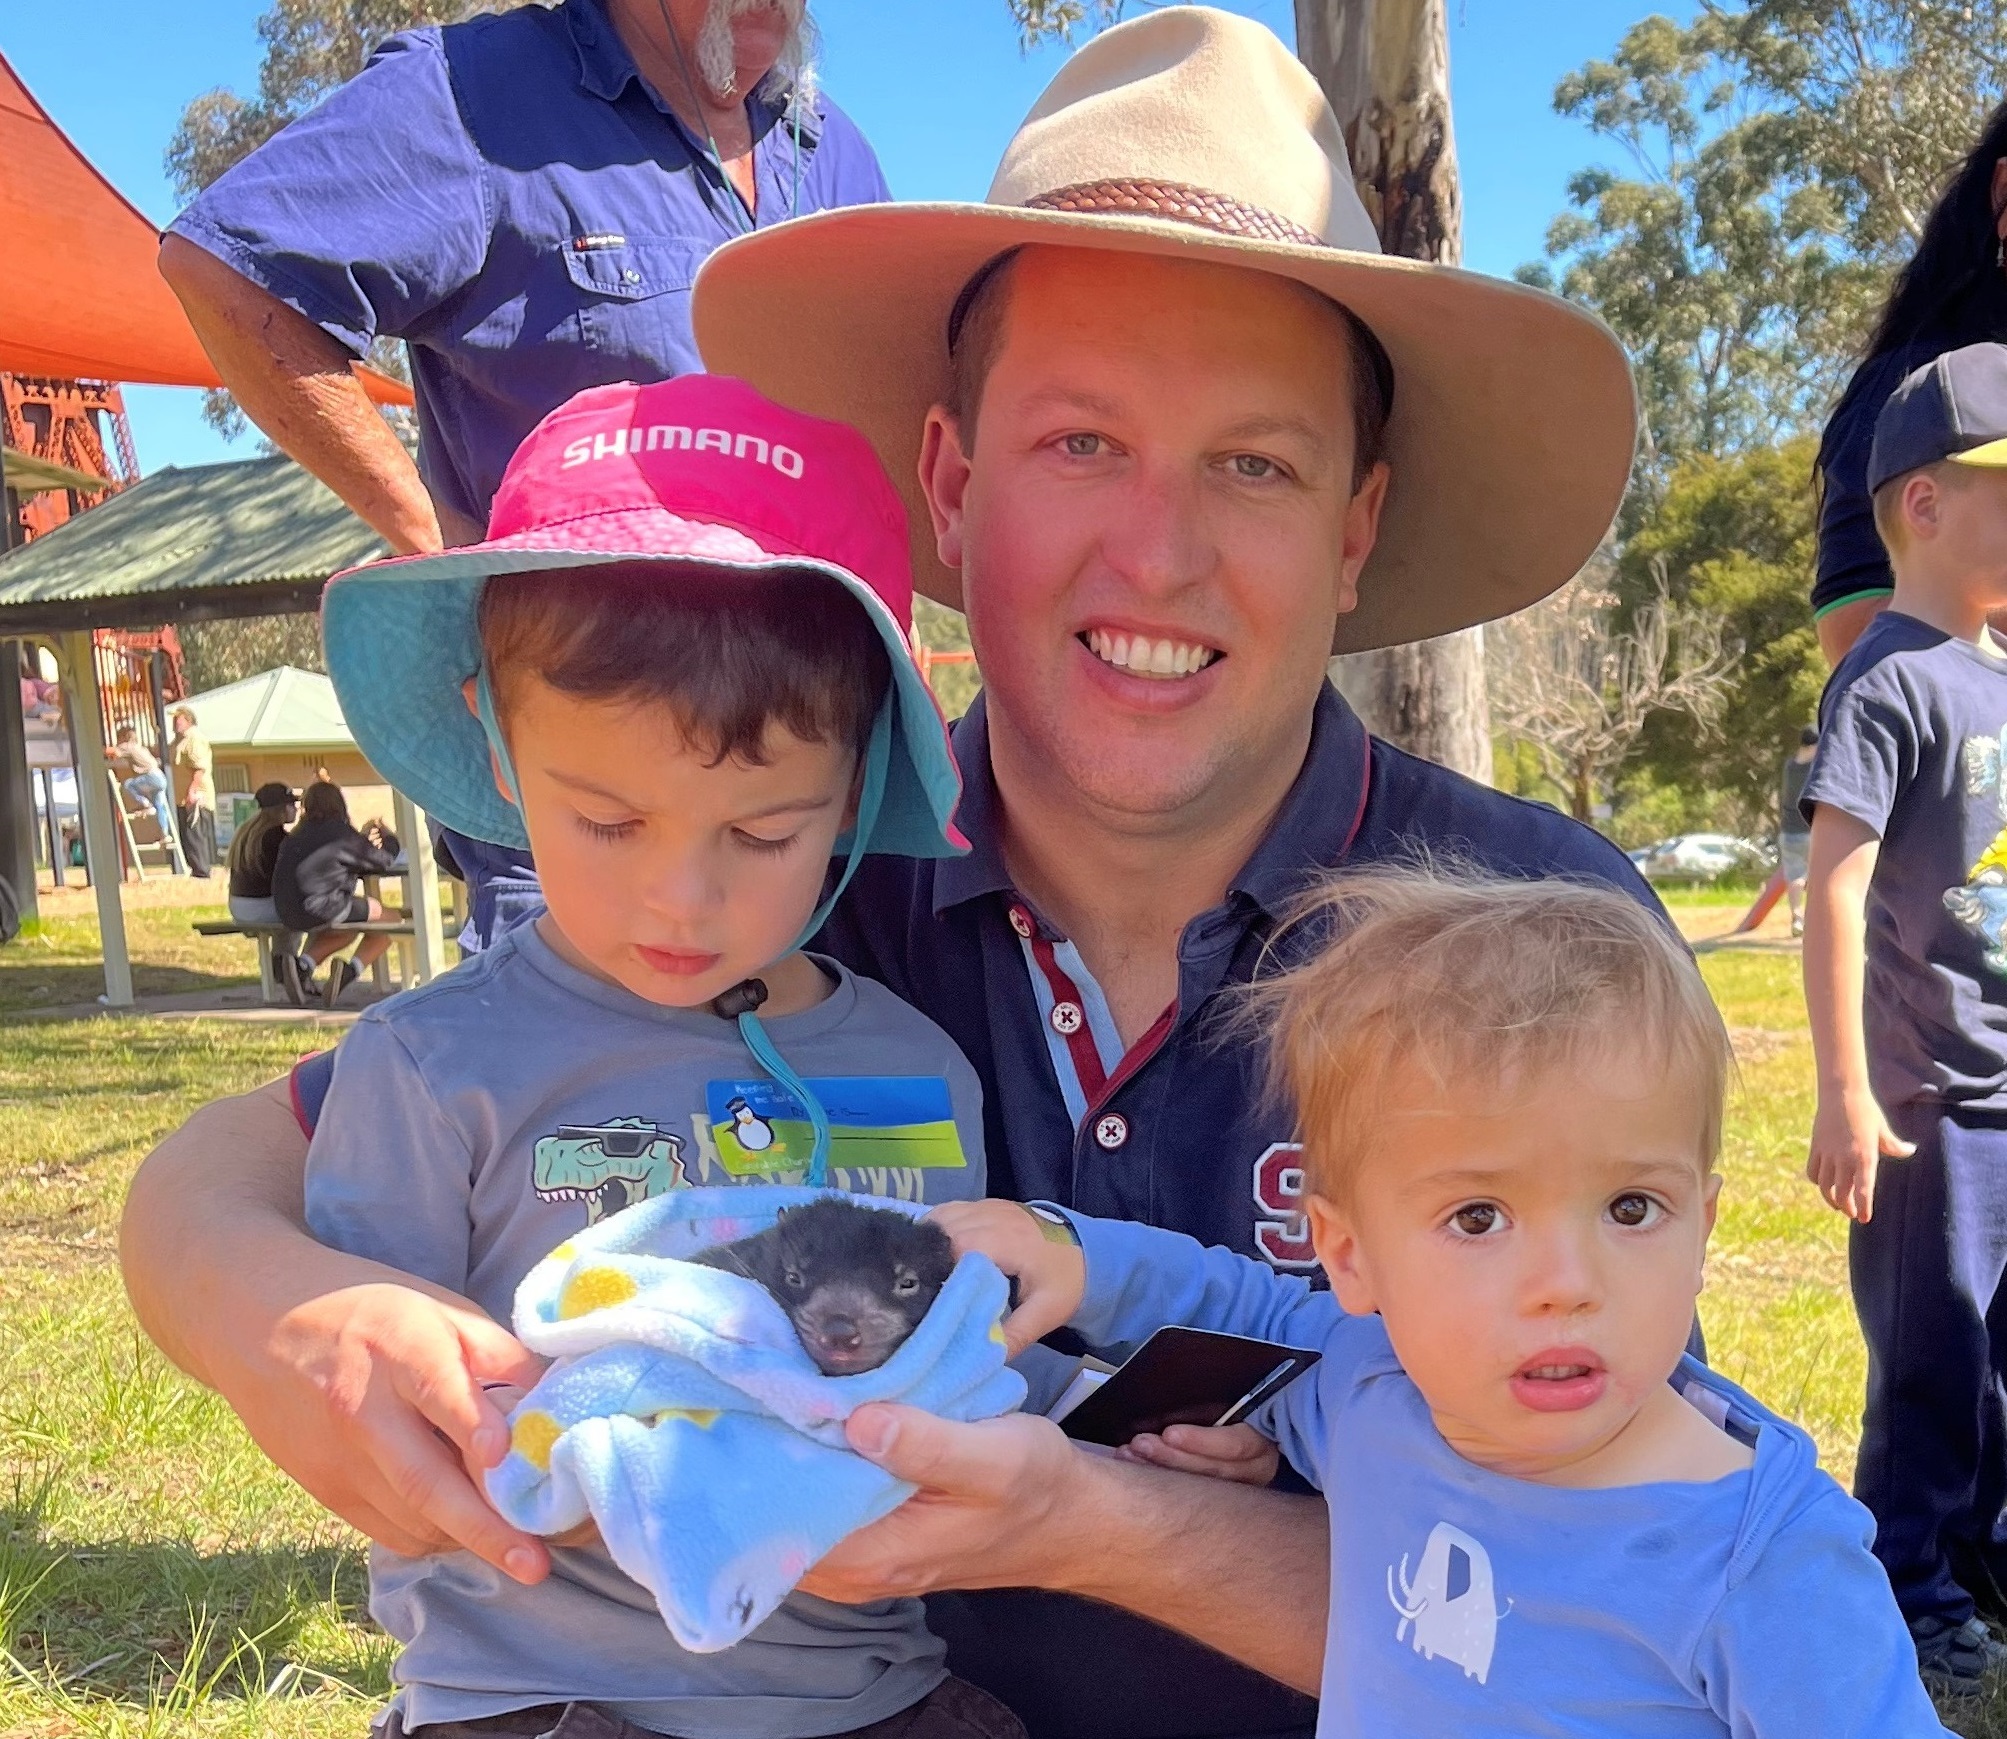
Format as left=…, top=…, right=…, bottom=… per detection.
left=176, top=802, right=215, bottom=878
left=1853, top=1100, right=2007, bottom=1629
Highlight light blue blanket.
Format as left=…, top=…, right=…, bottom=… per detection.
left=485, top=1187, right=1025, bottom=1652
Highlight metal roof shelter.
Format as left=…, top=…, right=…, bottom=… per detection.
left=0, top=456, right=386, bottom=633
left=0, top=456, right=446, bottom=1007
left=180, top=665, right=357, bottom=754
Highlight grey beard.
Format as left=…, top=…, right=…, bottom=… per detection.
left=694, top=0, right=815, bottom=107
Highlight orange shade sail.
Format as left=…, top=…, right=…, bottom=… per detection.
left=0, top=51, right=411, bottom=404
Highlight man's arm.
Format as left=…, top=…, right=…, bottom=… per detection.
left=800, top=1404, right=1328, bottom=1695
left=158, top=237, right=479, bottom=554
left=1802, top=805, right=1912, bottom=1221
left=119, top=1076, right=549, bottom=1576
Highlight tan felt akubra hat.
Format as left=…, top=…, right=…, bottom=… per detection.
left=692, top=6, right=1639, bottom=654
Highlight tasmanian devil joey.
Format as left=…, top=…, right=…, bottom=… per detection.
left=692, top=1197, right=956, bottom=1375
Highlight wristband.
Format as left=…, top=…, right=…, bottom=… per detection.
left=1025, top=1202, right=1081, bottom=1248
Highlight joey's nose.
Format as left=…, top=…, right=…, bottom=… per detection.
left=818, top=1316, right=862, bottom=1352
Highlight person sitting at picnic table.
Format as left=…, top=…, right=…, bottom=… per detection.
left=272, top=781, right=401, bottom=1008
left=105, top=725, right=177, bottom=858
left=225, top=780, right=305, bottom=980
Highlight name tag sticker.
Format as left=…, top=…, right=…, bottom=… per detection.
left=703, top=1076, right=966, bottom=1176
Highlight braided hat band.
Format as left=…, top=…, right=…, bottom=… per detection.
left=1025, top=177, right=1328, bottom=247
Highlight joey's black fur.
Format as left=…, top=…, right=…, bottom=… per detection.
left=693, top=1198, right=955, bottom=1375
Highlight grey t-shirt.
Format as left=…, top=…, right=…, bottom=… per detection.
left=304, top=921, right=988, bottom=1736
left=1804, top=609, right=2007, bottom=1109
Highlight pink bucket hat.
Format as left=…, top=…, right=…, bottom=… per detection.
left=321, top=375, right=966, bottom=867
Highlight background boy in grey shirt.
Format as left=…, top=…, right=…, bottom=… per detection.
left=303, top=377, right=1022, bottom=1738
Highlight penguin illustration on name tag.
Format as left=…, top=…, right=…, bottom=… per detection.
left=726, top=1097, right=777, bottom=1153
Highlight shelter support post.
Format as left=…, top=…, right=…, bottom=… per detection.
left=392, top=789, right=447, bottom=987
left=0, top=639, right=38, bottom=922
left=56, top=630, right=132, bottom=1005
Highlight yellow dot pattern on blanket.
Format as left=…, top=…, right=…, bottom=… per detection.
left=648, top=1408, right=721, bottom=1430
left=511, top=1409, right=564, bottom=1472
left=547, top=1242, right=577, bottom=1262
left=558, top=1265, right=638, bottom=1319
left=989, top=1321, right=1007, bottom=1346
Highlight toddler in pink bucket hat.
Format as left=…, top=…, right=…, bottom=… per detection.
left=296, top=379, right=1023, bottom=1735
left=321, top=373, right=970, bottom=1181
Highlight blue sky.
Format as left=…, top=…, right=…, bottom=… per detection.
left=3, top=0, right=1696, bottom=475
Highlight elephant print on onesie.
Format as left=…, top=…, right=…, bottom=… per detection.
left=1387, top=1521, right=1512, bottom=1686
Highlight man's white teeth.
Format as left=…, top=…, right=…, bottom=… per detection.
left=1085, top=629, right=1219, bottom=679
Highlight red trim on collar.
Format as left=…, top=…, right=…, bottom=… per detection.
left=1340, top=729, right=1372, bottom=858
left=1019, top=909, right=1111, bottom=1102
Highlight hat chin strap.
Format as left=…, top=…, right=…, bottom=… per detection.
left=475, top=663, right=896, bottom=1192
left=715, top=703, right=894, bottom=1189
left=473, top=665, right=523, bottom=812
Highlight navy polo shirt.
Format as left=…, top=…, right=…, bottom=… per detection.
left=168, top=0, right=889, bottom=530
left=291, top=682, right=1658, bottom=1739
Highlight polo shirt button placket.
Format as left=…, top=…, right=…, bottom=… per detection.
left=1093, top=1112, right=1129, bottom=1151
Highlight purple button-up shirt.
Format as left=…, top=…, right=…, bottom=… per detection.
left=170, top=0, right=890, bottom=528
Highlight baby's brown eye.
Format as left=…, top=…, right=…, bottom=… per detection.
left=893, top=1270, right=919, bottom=1295
left=1450, top=1203, right=1501, bottom=1237
left=1609, top=1194, right=1656, bottom=1228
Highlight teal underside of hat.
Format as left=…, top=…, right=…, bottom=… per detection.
left=320, top=551, right=965, bottom=861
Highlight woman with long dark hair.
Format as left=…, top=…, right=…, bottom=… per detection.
left=1816, top=101, right=2007, bottom=663
left=272, top=779, right=401, bottom=1007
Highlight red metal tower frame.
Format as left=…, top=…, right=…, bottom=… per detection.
left=2, top=372, right=185, bottom=727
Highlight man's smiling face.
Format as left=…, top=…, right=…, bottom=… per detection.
left=919, top=248, right=1387, bottom=825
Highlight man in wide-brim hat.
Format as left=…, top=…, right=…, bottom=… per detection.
left=122, top=11, right=1653, bottom=1739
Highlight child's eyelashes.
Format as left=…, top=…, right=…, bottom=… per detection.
left=1606, top=1191, right=1667, bottom=1230
left=1445, top=1201, right=1507, bottom=1239
left=732, top=829, right=800, bottom=857
left=575, top=814, right=641, bottom=843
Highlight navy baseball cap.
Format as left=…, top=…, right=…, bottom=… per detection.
left=1868, top=341, right=2007, bottom=493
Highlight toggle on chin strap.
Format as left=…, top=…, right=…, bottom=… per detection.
left=476, top=662, right=894, bottom=1188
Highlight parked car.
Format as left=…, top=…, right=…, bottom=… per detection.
left=1627, top=833, right=1774, bottom=883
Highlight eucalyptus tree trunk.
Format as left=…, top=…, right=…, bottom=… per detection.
left=1296, top=0, right=1492, bottom=783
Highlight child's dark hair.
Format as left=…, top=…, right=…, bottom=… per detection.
left=478, top=562, right=891, bottom=765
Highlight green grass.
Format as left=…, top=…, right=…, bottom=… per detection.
left=0, top=907, right=259, bottom=1016
left=0, top=903, right=2001, bottom=1732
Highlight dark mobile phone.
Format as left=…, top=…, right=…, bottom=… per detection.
left=1058, top=1326, right=1321, bottom=1447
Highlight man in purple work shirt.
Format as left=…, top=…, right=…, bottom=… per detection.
left=124, top=15, right=1647, bottom=1738
left=160, top=0, right=887, bottom=557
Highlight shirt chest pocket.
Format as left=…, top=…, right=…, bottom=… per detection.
left=560, top=236, right=709, bottom=374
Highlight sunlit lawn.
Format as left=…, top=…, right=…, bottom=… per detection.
left=0, top=890, right=1999, bottom=1732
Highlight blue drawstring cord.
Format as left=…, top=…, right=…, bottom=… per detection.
left=474, top=667, right=893, bottom=1189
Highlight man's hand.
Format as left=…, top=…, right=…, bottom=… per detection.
left=799, top=1404, right=1083, bottom=1601
left=1117, top=1422, right=1281, bottom=1486
left=798, top=1401, right=1330, bottom=1693
left=1807, top=1088, right=1914, bottom=1222
left=930, top=1200, right=1085, bottom=1357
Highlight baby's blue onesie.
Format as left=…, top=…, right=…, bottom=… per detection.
left=1058, top=1212, right=1947, bottom=1737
